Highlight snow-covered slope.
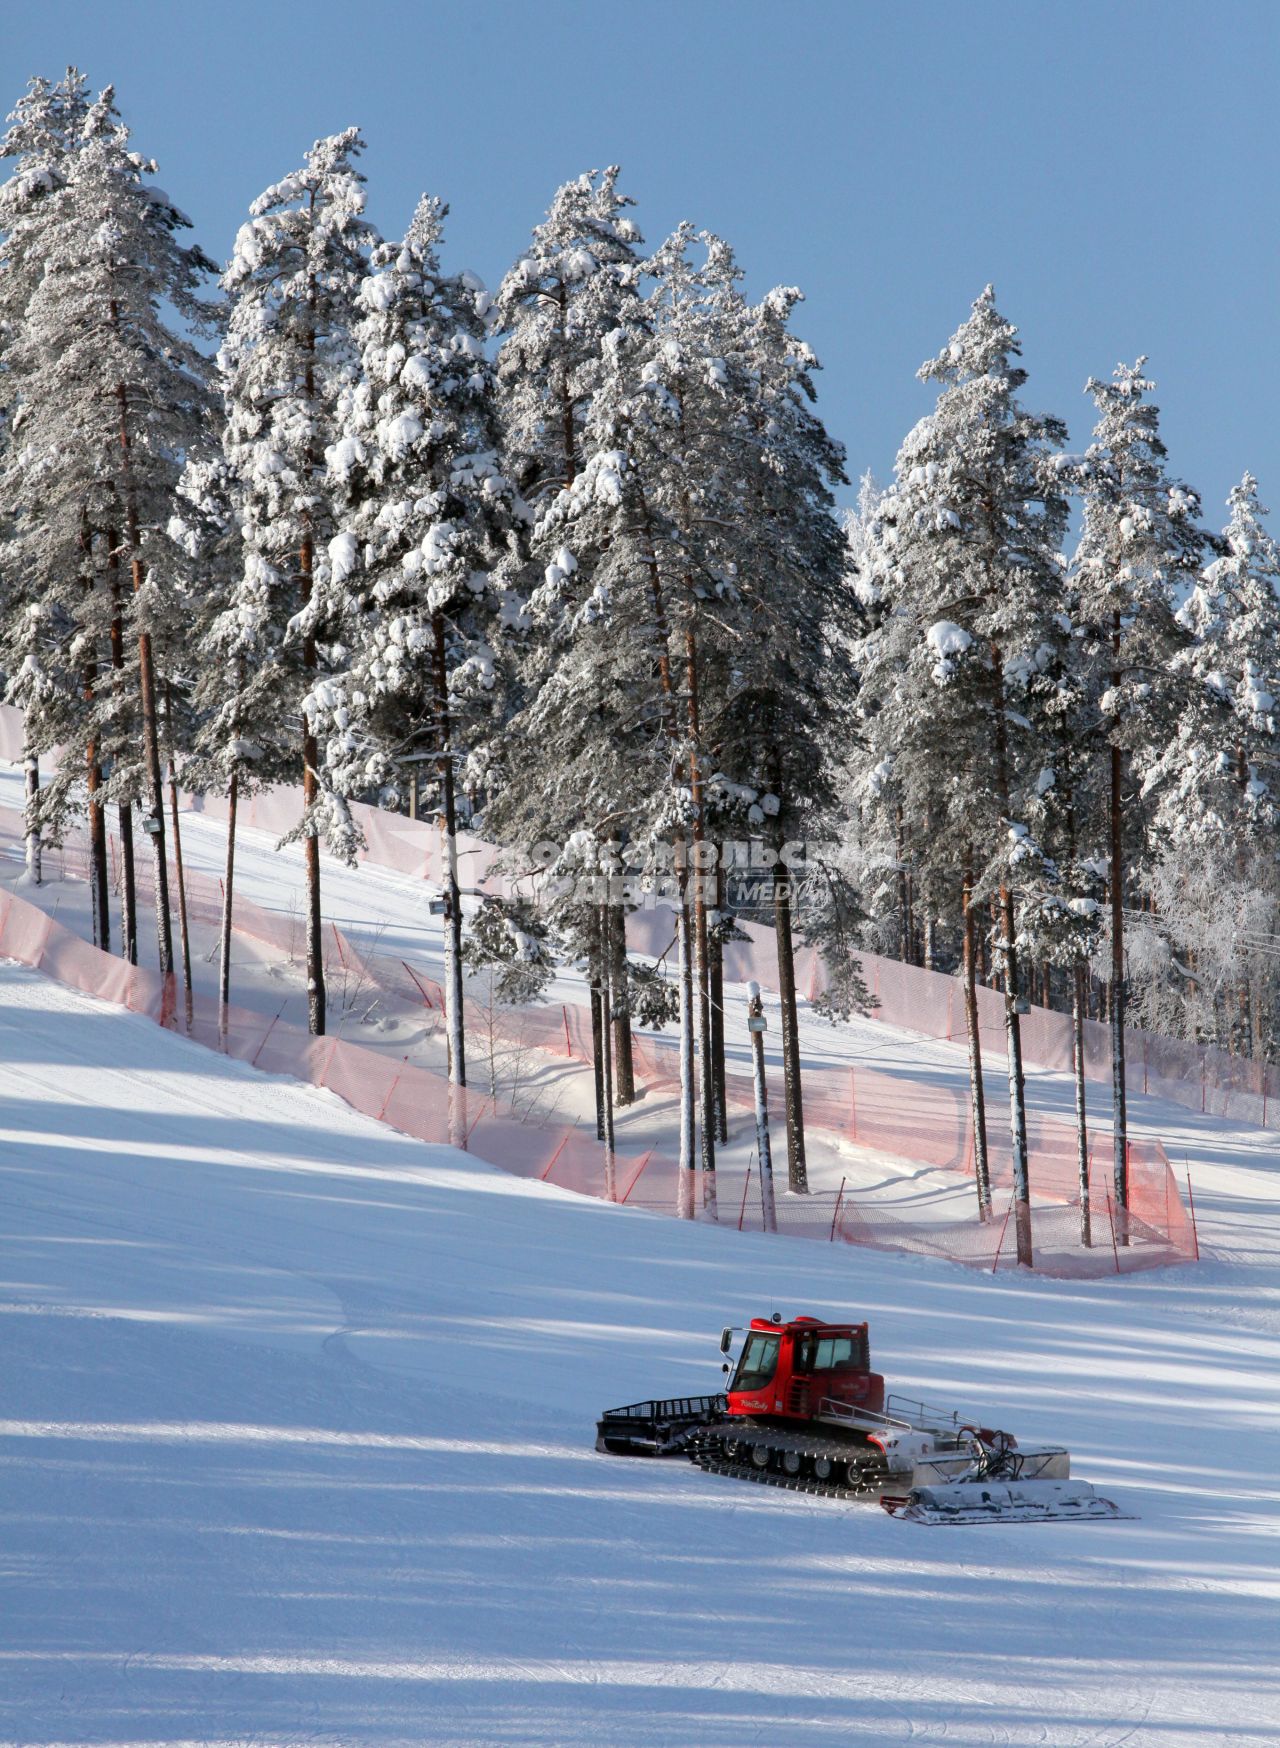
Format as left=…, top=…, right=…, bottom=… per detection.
left=2, top=962, right=1278, bottom=1746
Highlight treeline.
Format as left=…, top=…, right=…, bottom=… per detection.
left=2, top=72, right=1275, bottom=1263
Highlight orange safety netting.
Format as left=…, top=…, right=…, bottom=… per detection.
left=0, top=794, right=1197, bottom=1276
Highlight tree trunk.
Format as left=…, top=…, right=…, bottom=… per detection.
left=990, top=684, right=1033, bottom=1266
left=220, top=768, right=238, bottom=1014
left=432, top=609, right=464, bottom=1083
left=998, top=877, right=1033, bottom=1267
left=1073, top=960, right=1091, bottom=1247
left=23, top=743, right=41, bottom=884
left=608, top=899, right=635, bottom=1106
left=117, top=805, right=138, bottom=965
left=87, top=737, right=109, bottom=953
left=710, top=859, right=728, bottom=1143
left=81, top=525, right=109, bottom=951
left=165, top=735, right=193, bottom=1025
left=676, top=891, right=696, bottom=1218
left=748, top=984, right=777, bottom=1232
left=774, top=857, right=808, bottom=1193
left=107, top=538, right=138, bottom=966
left=599, top=905, right=616, bottom=1199
left=298, top=573, right=326, bottom=1039
left=896, top=802, right=911, bottom=964
left=685, top=626, right=716, bottom=1217
left=590, top=958, right=606, bottom=1141
left=1109, top=738, right=1128, bottom=1241
left=961, top=848, right=991, bottom=1219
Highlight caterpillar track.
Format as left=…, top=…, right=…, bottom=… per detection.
left=686, top=1422, right=891, bottom=1500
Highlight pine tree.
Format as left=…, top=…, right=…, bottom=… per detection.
left=2, top=81, right=215, bottom=968
left=1, top=73, right=91, bottom=900
left=857, top=288, right=1070, bottom=1262
left=1072, top=360, right=1214, bottom=1231
left=492, top=166, right=646, bottom=1122
left=219, top=128, right=374, bottom=1034
left=322, top=195, right=526, bottom=1083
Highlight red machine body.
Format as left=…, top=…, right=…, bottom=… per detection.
left=725, top=1315, right=885, bottom=1424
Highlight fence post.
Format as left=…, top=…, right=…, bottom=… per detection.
left=619, top=1149, right=653, bottom=1204
left=539, top=1133, right=570, bottom=1182
left=991, top=1196, right=1014, bottom=1273
left=562, top=1004, right=573, bottom=1058
left=829, top=1176, right=847, bottom=1243
left=331, top=922, right=347, bottom=969
left=250, top=1001, right=287, bottom=1068
left=1104, top=1190, right=1121, bottom=1274
left=377, top=1056, right=409, bottom=1122
left=1184, top=1163, right=1201, bottom=1261
left=738, top=1161, right=753, bottom=1232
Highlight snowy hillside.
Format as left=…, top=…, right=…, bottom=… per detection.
left=3, top=961, right=1279, bottom=1747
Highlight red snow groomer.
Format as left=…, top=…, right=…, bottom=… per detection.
left=596, top=1313, right=1127, bottom=1525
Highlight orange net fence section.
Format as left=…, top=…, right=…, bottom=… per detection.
left=0, top=795, right=1197, bottom=1276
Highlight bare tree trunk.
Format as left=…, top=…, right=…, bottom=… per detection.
left=220, top=768, right=238, bottom=1014
left=81, top=524, right=109, bottom=951
left=164, top=704, right=193, bottom=1025
left=431, top=609, right=464, bottom=1082
left=608, top=898, right=635, bottom=1106
left=599, top=905, right=616, bottom=1199
left=993, top=697, right=1033, bottom=1268
left=999, top=878, right=1033, bottom=1267
left=23, top=742, right=41, bottom=884
left=676, top=890, right=696, bottom=1218
left=1109, top=736, right=1128, bottom=1242
left=748, top=983, right=777, bottom=1233
left=590, top=953, right=606, bottom=1141
left=896, top=801, right=911, bottom=963
left=87, top=738, right=109, bottom=953
left=1074, top=960, right=1091, bottom=1246
left=298, top=526, right=325, bottom=1036
left=710, top=859, right=728, bottom=1143
left=774, top=857, right=808, bottom=1193
left=107, top=536, right=138, bottom=966
left=685, top=626, right=716, bottom=1217
left=961, top=848, right=991, bottom=1219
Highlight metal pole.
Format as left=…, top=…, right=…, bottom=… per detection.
left=829, top=1176, right=847, bottom=1242
left=747, top=982, right=777, bottom=1233
left=738, top=1160, right=753, bottom=1232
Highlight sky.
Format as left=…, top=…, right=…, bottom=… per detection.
left=5, top=0, right=1278, bottom=524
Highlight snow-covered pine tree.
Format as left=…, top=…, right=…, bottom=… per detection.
left=1140, top=473, right=1280, bottom=1056
left=496, top=166, right=643, bottom=505
left=858, top=288, right=1071, bottom=1263
left=0, top=71, right=93, bottom=901
left=493, top=167, right=647, bottom=1116
left=717, top=274, right=856, bottom=1192
left=321, top=195, right=526, bottom=1084
left=1072, top=360, right=1215, bottom=1231
left=165, top=447, right=285, bottom=1011
left=2, top=81, right=216, bottom=971
left=219, top=128, right=374, bottom=1035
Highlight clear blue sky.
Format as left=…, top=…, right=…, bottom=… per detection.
left=7, top=0, right=1277, bottom=523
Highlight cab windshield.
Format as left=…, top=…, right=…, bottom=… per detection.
left=731, top=1332, right=781, bottom=1394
